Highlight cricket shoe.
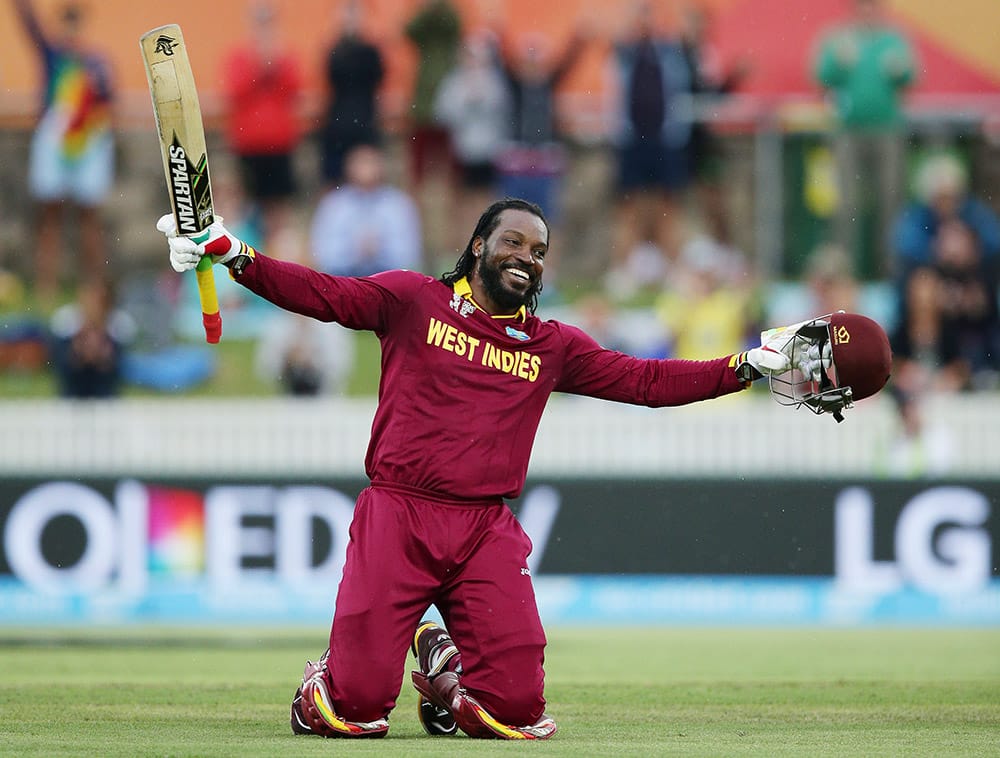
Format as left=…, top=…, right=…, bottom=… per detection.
left=459, top=692, right=558, bottom=740
left=412, top=670, right=558, bottom=740
left=290, top=649, right=328, bottom=734
left=290, top=687, right=312, bottom=735
left=411, top=620, right=460, bottom=736
left=290, top=649, right=388, bottom=738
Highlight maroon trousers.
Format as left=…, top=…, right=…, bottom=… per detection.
left=326, top=483, right=547, bottom=726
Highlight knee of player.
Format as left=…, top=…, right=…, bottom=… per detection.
left=471, top=684, right=546, bottom=726
left=452, top=687, right=554, bottom=740
left=336, top=694, right=391, bottom=725
left=331, top=668, right=399, bottom=723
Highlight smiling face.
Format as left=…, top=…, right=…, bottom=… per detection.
left=471, top=209, right=548, bottom=315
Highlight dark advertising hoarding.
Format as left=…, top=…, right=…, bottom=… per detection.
left=0, top=477, right=996, bottom=624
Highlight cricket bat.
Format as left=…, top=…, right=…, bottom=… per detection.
left=139, top=24, right=222, bottom=343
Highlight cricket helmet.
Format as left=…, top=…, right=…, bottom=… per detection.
left=768, top=311, right=892, bottom=422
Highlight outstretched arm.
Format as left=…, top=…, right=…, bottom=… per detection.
left=549, top=19, right=596, bottom=85
left=553, top=323, right=747, bottom=406
left=553, top=320, right=800, bottom=407
left=159, top=213, right=409, bottom=332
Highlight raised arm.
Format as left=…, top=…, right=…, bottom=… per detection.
left=13, top=0, right=50, bottom=50
left=158, top=213, right=414, bottom=332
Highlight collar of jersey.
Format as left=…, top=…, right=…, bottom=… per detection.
left=453, top=277, right=527, bottom=322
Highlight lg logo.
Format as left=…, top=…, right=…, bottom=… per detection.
left=835, top=486, right=992, bottom=594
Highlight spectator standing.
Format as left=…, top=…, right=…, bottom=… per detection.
left=14, top=0, right=115, bottom=307
left=814, top=0, right=916, bottom=279
left=679, top=2, right=750, bottom=248
left=319, top=0, right=385, bottom=186
left=606, top=1, right=696, bottom=299
left=433, top=36, right=511, bottom=254
left=404, top=0, right=462, bottom=189
left=222, top=1, right=304, bottom=249
left=491, top=19, right=593, bottom=222
left=310, top=144, right=422, bottom=276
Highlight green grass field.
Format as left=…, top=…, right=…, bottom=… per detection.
left=1, top=626, right=997, bottom=757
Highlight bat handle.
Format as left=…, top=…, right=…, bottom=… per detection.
left=194, top=246, right=222, bottom=344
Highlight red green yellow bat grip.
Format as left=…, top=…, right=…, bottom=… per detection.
left=192, top=232, right=221, bottom=343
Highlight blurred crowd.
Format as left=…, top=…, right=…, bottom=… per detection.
left=0, top=0, right=997, bottom=472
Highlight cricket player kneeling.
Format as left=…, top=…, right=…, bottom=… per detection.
left=162, top=196, right=893, bottom=742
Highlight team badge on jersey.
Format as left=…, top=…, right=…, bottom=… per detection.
left=506, top=326, right=530, bottom=341
left=450, top=293, right=476, bottom=318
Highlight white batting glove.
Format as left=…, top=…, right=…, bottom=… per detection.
left=762, top=320, right=834, bottom=381
left=735, top=319, right=814, bottom=382
left=157, top=213, right=249, bottom=273
left=743, top=344, right=792, bottom=376
left=798, top=340, right=832, bottom=382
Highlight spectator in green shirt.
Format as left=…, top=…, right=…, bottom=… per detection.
left=813, top=0, right=917, bottom=279
left=405, top=0, right=462, bottom=190
left=404, top=0, right=462, bottom=262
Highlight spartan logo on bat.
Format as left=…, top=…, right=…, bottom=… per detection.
left=154, top=34, right=178, bottom=56
left=167, top=134, right=213, bottom=235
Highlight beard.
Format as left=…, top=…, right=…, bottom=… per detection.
left=477, top=248, right=541, bottom=312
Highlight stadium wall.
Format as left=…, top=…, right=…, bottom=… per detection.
left=0, top=395, right=997, bottom=627
left=0, top=392, right=995, bottom=477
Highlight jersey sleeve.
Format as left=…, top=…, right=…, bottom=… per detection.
left=234, top=254, right=426, bottom=333
left=552, top=321, right=747, bottom=406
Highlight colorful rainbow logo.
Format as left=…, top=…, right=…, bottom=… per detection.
left=145, top=486, right=205, bottom=577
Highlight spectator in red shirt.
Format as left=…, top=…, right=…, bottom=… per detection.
left=222, top=1, right=303, bottom=247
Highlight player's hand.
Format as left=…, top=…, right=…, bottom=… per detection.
left=157, top=214, right=248, bottom=272
left=735, top=319, right=814, bottom=382
left=742, top=344, right=791, bottom=377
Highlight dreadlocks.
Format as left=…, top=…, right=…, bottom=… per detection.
left=440, top=197, right=549, bottom=315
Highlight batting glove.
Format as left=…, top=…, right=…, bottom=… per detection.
left=734, top=319, right=813, bottom=383
left=798, top=340, right=832, bottom=382
left=157, top=214, right=254, bottom=273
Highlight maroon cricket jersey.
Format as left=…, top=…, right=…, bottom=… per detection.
left=237, top=257, right=747, bottom=501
